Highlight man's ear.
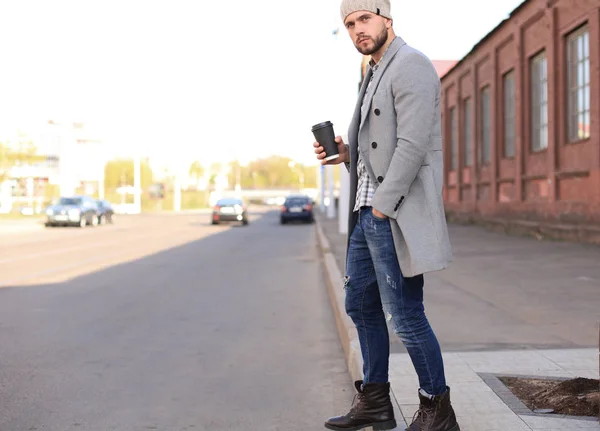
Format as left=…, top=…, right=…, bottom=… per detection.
left=385, top=18, right=393, bottom=28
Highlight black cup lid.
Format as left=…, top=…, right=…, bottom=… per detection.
left=311, top=121, right=332, bottom=131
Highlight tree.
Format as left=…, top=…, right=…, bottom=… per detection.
left=104, top=159, right=153, bottom=190
left=224, top=156, right=318, bottom=189
left=250, top=156, right=295, bottom=188
left=209, top=162, right=223, bottom=176
left=206, top=162, right=224, bottom=190
left=188, top=161, right=204, bottom=179
left=0, top=142, right=9, bottom=182
left=300, top=164, right=317, bottom=188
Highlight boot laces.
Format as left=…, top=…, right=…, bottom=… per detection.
left=411, top=404, right=432, bottom=426
left=349, top=392, right=367, bottom=415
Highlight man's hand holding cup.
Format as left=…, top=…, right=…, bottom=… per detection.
left=313, top=136, right=349, bottom=165
left=312, top=121, right=349, bottom=165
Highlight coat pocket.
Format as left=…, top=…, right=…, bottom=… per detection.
left=393, top=165, right=441, bottom=271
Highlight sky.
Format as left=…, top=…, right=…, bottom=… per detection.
left=0, top=0, right=525, bottom=172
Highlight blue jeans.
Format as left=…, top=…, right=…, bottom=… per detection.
left=344, top=207, right=447, bottom=396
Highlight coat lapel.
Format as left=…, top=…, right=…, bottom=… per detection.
left=358, top=36, right=406, bottom=134
left=349, top=67, right=373, bottom=157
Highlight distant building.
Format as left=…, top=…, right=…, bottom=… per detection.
left=440, top=0, right=599, bottom=226
left=0, top=120, right=105, bottom=212
left=431, top=60, right=458, bottom=78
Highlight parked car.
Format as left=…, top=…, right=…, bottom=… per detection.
left=280, top=195, right=314, bottom=224
left=45, top=196, right=100, bottom=227
left=96, top=199, right=115, bottom=224
left=211, top=198, right=249, bottom=225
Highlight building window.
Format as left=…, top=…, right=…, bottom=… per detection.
left=567, top=25, right=590, bottom=141
left=503, top=71, right=516, bottom=158
left=450, top=107, right=458, bottom=170
left=530, top=51, right=548, bottom=152
left=480, top=86, right=491, bottom=165
left=464, top=98, right=472, bottom=166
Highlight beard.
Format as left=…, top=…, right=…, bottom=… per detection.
left=354, top=24, right=388, bottom=56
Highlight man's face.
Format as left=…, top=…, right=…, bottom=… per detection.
left=344, top=11, right=390, bottom=56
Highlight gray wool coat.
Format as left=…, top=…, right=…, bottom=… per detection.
left=345, top=36, right=452, bottom=277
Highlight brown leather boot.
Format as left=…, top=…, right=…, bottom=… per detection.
left=325, top=380, right=397, bottom=430
left=406, top=386, right=460, bottom=431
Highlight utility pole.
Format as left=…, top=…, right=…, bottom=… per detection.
left=98, top=162, right=105, bottom=200
left=173, top=174, right=181, bottom=212
left=319, top=164, right=325, bottom=212
left=235, top=161, right=242, bottom=198
left=133, top=155, right=141, bottom=213
left=327, top=165, right=336, bottom=219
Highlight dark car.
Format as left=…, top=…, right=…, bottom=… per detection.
left=96, top=199, right=116, bottom=224
left=45, top=196, right=100, bottom=227
left=211, top=198, right=249, bottom=225
left=280, top=195, right=314, bottom=224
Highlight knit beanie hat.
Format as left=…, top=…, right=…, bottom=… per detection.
left=340, top=0, right=392, bottom=22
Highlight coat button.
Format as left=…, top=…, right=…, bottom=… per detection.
left=374, top=108, right=381, bottom=116
left=371, top=142, right=377, bottom=149
left=377, top=176, right=384, bottom=183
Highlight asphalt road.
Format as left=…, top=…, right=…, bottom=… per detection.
left=0, top=208, right=354, bottom=431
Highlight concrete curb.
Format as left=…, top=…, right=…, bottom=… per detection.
left=315, top=219, right=408, bottom=430
left=315, top=221, right=364, bottom=382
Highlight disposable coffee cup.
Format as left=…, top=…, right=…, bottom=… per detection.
left=312, top=121, right=339, bottom=161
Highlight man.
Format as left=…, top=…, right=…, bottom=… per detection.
left=313, top=1, right=460, bottom=430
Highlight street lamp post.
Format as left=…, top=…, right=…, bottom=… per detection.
left=134, top=155, right=141, bottom=213
left=173, top=173, right=181, bottom=212
left=326, top=165, right=336, bottom=219
left=235, top=161, right=242, bottom=196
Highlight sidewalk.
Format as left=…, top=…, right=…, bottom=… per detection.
left=315, top=210, right=600, bottom=431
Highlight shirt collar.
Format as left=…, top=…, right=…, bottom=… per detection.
left=368, top=36, right=397, bottom=72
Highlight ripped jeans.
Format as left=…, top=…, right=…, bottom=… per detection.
left=344, top=206, right=447, bottom=396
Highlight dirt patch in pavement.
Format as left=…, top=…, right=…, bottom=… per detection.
left=499, top=376, right=599, bottom=417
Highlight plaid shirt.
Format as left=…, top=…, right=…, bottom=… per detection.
left=353, top=49, right=389, bottom=212
left=354, top=152, right=376, bottom=211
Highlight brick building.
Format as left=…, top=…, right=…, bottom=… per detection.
left=440, top=0, right=600, bottom=228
